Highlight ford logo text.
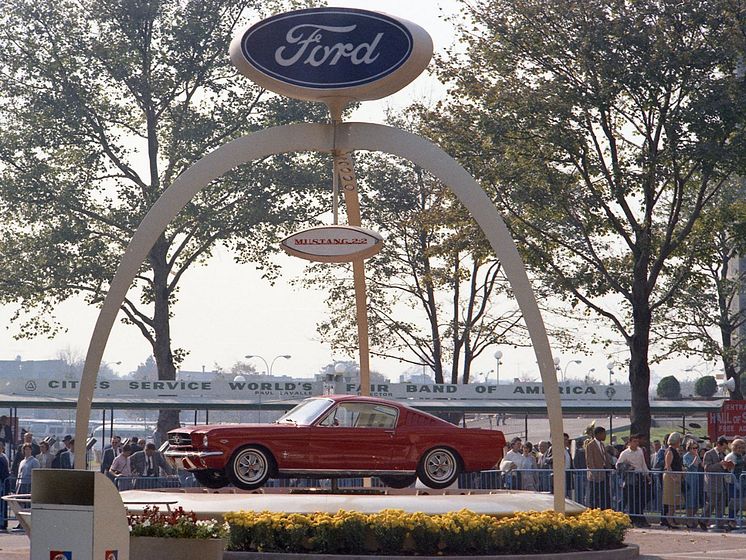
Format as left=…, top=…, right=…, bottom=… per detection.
left=230, top=8, right=432, bottom=103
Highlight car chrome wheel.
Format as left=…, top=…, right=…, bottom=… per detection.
left=227, top=446, right=272, bottom=490
left=418, top=447, right=460, bottom=489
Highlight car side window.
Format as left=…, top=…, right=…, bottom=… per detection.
left=319, top=403, right=398, bottom=428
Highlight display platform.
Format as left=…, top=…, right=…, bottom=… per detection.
left=119, top=488, right=585, bottom=519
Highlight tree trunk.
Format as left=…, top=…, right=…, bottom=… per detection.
left=718, top=259, right=743, bottom=399
left=629, top=281, right=652, bottom=445
left=148, top=235, right=181, bottom=443
left=451, top=254, right=461, bottom=385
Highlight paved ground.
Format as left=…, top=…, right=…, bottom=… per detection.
left=1, top=527, right=744, bottom=559
left=628, top=527, right=746, bottom=559
left=0, top=532, right=29, bottom=560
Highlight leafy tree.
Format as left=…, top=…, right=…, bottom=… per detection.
left=304, top=145, right=541, bottom=384
left=231, top=361, right=259, bottom=376
left=656, top=376, right=681, bottom=400
left=694, top=375, right=718, bottom=398
left=425, top=0, right=746, bottom=442
left=134, top=356, right=158, bottom=381
left=0, top=0, right=328, bottom=440
left=656, top=182, right=746, bottom=399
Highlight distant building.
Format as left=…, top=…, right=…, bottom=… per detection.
left=0, top=358, right=69, bottom=379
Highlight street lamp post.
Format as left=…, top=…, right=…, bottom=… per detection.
left=553, top=356, right=561, bottom=382
left=606, top=361, right=615, bottom=385
left=494, top=350, right=503, bottom=385
left=245, top=354, right=292, bottom=375
left=270, top=354, right=292, bottom=374
left=562, top=359, right=582, bottom=382
left=586, top=368, right=596, bottom=384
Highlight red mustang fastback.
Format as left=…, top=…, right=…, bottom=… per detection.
left=165, top=395, right=505, bottom=490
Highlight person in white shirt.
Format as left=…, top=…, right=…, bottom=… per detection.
left=616, top=434, right=650, bottom=527
left=16, top=443, right=39, bottom=495
left=109, top=444, right=134, bottom=490
left=501, top=437, right=523, bottom=489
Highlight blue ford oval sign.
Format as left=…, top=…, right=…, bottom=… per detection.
left=230, top=8, right=433, bottom=105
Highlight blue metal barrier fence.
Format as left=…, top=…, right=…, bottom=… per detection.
left=2, top=468, right=744, bottom=531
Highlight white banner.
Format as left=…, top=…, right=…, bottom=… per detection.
left=2, top=378, right=630, bottom=402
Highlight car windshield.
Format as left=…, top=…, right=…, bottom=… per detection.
left=276, top=398, right=334, bottom=425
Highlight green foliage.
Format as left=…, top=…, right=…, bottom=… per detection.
left=694, top=375, right=718, bottom=398
left=654, top=180, right=746, bottom=399
left=657, top=376, right=682, bottom=399
left=422, top=0, right=746, bottom=436
left=0, top=0, right=328, bottom=404
left=302, top=130, right=547, bottom=384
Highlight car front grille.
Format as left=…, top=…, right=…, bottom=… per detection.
left=168, top=432, right=194, bottom=447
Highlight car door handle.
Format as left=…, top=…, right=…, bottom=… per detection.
left=385, top=430, right=395, bottom=436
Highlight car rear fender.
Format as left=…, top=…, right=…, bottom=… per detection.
left=457, top=432, right=505, bottom=471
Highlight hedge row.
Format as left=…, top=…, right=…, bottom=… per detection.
left=224, top=508, right=630, bottom=555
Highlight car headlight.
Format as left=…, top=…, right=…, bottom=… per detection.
left=202, top=434, right=209, bottom=448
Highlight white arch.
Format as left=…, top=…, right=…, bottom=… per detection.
left=75, top=122, right=566, bottom=510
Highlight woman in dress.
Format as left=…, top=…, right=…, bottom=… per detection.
left=662, top=432, right=684, bottom=528
left=517, top=442, right=539, bottom=491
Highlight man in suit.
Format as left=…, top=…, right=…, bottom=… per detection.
left=0, top=416, right=13, bottom=446
left=703, top=436, right=730, bottom=530
left=57, top=439, right=76, bottom=469
left=130, top=442, right=174, bottom=486
left=101, top=435, right=122, bottom=474
left=51, top=435, right=72, bottom=468
left=0, top=441, right=10, bottom=530
left=128, top=437, right=144, bottom=454
left=585, top=426, right=613, bottom=509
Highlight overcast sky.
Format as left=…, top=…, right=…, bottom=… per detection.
left=0, top=0, right=716, bottom=384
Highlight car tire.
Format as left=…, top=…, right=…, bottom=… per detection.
left=226, top=446, right=274, bottom=490
left=193, top=468, right=229, bottom=489
left=379, top=475, right=417, bottom=489
left=417, top=447, right=461, bottom=489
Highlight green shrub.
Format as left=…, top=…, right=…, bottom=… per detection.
left=694, top=375, right=718, bottom=398
left=657, top=375, right=681, bottom=399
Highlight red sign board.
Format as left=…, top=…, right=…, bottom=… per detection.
left=708, top=400, right=746, bottom=440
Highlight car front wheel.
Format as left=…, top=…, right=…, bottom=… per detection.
left=417, top=447, right=461, bottom=489
left=194, top=468, right=229, bottom=489
left=226, top=446, right=273, bottom=490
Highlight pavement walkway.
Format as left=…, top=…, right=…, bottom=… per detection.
left=0, top=527, right=744, bottom=559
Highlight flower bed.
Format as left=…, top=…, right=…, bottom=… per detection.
left=224, top=509, right=630, bottom=556
left=128, top=506, right=228, bottom=539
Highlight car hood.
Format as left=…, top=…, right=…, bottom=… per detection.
left=171, top=422, right=305, bottom=435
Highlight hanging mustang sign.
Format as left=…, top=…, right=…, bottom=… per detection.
left=229, top=7, right=433, bottom=105
left=281, top=225, right=383, bottom=262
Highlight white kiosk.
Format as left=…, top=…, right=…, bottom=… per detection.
left=31, top=470, right=129, bottom=560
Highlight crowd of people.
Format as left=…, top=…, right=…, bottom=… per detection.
left=2, top=415, right=745, bottom=533
left=0, top=429, right=175, bottom=528
left=500, top=429, right=746, bottom=530
left=100, top=434, right=174, bottom=489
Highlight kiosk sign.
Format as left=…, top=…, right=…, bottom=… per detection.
left=230, top=7, right=433, bottom=103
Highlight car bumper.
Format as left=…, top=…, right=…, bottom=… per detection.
left=164, top=449, right=224, bottom=470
